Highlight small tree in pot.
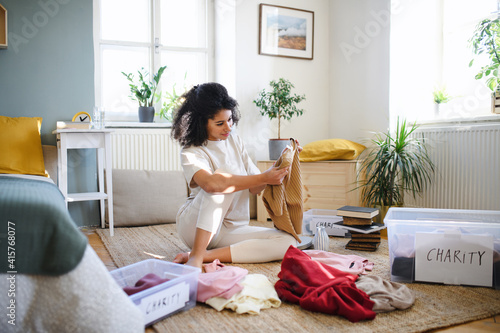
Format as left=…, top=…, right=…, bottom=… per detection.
left=253, top=78, right=306, bottom=159
left=122, top=66, right=166, bottom=122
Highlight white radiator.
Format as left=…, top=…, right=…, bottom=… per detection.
left=111, top=128, right=182, bottom=171
left=406, top=122, right=500, bottom=210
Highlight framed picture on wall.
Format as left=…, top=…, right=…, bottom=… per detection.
left=259, top=4, right=314, bottom=60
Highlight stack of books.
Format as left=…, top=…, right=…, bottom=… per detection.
left=347, top=231, right=382, bottom=251
left=335, top=206, right=382, bottom=252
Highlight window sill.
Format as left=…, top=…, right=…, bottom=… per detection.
left=416, top=114, right=500, bottom=128
left=105, top=122, right=172, bottom=129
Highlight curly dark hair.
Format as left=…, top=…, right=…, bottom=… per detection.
left=171, top=82, right=240, bottom=147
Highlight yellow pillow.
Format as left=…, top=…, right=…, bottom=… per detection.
left=0, top=116, right=47, bottom=176
left=299, top=138, right=366, bottom=162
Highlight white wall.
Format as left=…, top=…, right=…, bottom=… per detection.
left=329, top=0, right=391, bottom=143
left=231, top=0, right=331, bottom=161
left=216, top=0, right=391, bottom=161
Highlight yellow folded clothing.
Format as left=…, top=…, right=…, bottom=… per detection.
left=205, top=274, right=281, bottom=314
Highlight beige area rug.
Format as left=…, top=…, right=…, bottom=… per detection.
left=97, top=221, right=500, bottom=333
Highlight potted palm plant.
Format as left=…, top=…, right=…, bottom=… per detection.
left=253, top=78, right=306, bottom=160
left=156, top=74, right=188, bottom=122
left=469, top=17, right=500, bottom=113
left=156, top=86, right=185, bottom=122
left=356, top=118, right=435, bottom=225
left=122, top=66, right=166, bottom=122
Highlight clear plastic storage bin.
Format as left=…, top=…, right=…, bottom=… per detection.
left=110, top=259, right=200, bottom=326
left=302, top=209, right=348, bottom=237
left=385, top=207, right=500, bottom=289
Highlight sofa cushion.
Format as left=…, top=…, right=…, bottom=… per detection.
left=111, top=169, right=188, bottom=226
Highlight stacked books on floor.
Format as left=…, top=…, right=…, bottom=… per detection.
left=347, top=231, right=382, bottom=251
left=334, top=206, right=385, bottom=252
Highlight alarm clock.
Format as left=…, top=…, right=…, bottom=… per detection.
left=72, top=111, right=91, bottom=122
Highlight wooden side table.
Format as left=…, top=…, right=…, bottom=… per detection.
left=53, top=128, right=114, bottom=236
left=256, top=160, right=362, bottom=223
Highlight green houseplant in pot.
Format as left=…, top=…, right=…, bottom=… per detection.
left=432, top=85, right=452, bottom=116
left=253, top=78, right=306, bottom=160
left=469, top=17, right=500, bottom=113
left=356, top=118, right=436, bottom=229
left=156, top=78, right=188, bottom=123
left=122, top=66, right=167, bottom=122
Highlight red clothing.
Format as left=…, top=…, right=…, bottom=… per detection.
left=123, top=273, right=170, bottom=296
left=274, top=246, right=376, bottom=322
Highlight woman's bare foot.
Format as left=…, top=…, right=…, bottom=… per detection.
left=173, top=252, right=189, bottom=264
left=173, top=252, right=204, bottom=271
left=184, top=253, right=204, bottom=270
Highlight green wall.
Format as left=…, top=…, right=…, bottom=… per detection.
left=0, top=0, right=95, bottom=144
left=0, top=0, right=99, bottom=227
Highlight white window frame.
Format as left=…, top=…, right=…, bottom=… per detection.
left=93, top=0, right=214, bottom=124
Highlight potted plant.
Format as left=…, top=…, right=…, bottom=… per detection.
left=356, top=118, right=435, bottom=225
left=253, top=78, right=306, bottom=160
left=122, top=66, right=166, bottom=122
left=156, top=74, right=188, bottom=122
left=469, top=17, right=500, bottom=113
left=156, top=86, right=185, bottom=122
left=432, top=85, right=452, bottom=116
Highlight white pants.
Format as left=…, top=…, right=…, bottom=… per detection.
left=176, top=189, right=297, bottom=263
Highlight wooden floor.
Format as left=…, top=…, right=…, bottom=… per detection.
left=84, top=228, right=499, bottom=332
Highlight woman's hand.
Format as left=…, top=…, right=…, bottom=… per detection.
left=281, top=139, right=303, bottom=155
left=295, top=139, right=303, bottom=153
left=263, top=166, right=289, bottom=185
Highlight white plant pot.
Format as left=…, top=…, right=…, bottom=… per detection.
left=434, top=103, right=440, bottom=117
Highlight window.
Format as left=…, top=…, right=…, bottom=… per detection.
left=390, top=0, right=498, bottom=125
left=93, top=0, right=213, bottom=122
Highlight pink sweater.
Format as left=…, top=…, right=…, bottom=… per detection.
left=303, top=250, right=374, bottom=275
left=197, top=259, right=248, bottom=302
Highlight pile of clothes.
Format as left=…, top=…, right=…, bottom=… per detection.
left=122, top=246, right=415, bottom=322
left=275, top=246, right=414, bottom=322
left=195, top=246, right=415, bottom=322
left=198, top=259, right=281, bottom=314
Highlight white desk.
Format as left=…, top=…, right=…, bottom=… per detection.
left=53, top=128, right=114, bottom=236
